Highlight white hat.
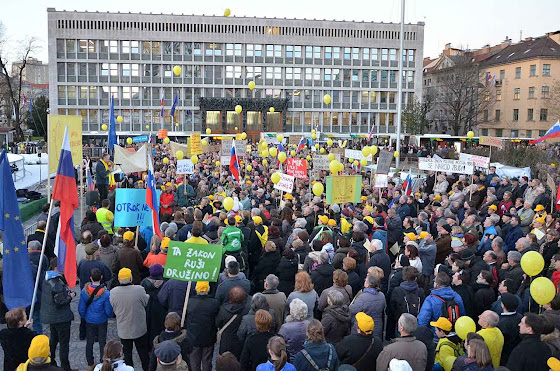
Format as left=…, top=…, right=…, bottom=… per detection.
left=225, top=255, right=237, bottom=266
left=372, top=239, right=383, bottom=251
left=389, top=359, right=412, bottom=371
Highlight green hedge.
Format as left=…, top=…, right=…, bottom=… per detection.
left=19, top=198, right=47, bottom=223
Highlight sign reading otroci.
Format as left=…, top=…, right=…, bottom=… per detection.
left=164, top=242, right=223, bottom=282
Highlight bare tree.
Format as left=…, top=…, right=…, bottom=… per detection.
left=403, top=91, right=433, bottom=135
left=0, top=22, right=39, bottom=140
left=544, top=79, right=560, bottom=123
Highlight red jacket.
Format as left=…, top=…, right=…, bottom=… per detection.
left=553, top=271, right=560, bottom=293
left=160, top=192, right=175, bottom=216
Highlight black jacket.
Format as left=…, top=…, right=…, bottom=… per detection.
left=473, top=282, right=496, bottom=318
left=311, top=264, right=335, bottom=296
left=389, top=281, right=426, bottom=320
left=467, top=256, right=489, bottom=288
left=321, top=304, right=351, bottom=344
left=386, top=215, right=403, bottom=246
left=149, top=329, right=192, bottom=371
left=276, top=256, right=298, bottom=297
left=27, top=230, right=55, bottom=259
left=499, top=264, right=524, bottom=293
left=0, top=327, right=36, bottom=371
left=332, top=247, right=351, bottom=270
left=252, top=250, right=281, bottom=292
left=215, top=301, right=250, bottom=358
left=40, top=273, right=74, bottom=325
left=506, top=334, right=551, bottom=371
left=335, top=334, right=383, bottom=371
left=240, top=331, right=274, bottom=371
left=498, top=312, right=522, bottom=366
left=367, top=250, right=391, bottom=293
left=81, top=221, right=105, bottom=238
left=453, top=284, right=476, bottom=319
left=186, top=294, right=220, bottom=347
left=346, top=269, right=362, bottom=298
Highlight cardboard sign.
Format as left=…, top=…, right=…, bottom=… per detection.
left=289, top=136, right=303, bottom=146
left=418, top=158, right=474, bottom=175
left=325, top=175, right=362, bottom=205
left=114, top=189, right=160, bottom=227
left=158, top=129, right=168, bottom=139
left=164, top=242, right=223, bottom=282
left=376, top=151, right=394, bottom=174
left=374, top=174, right=389, bottom=188
left=479, top=136, right=503, bottom=148
left=221, top=139, right=247, bottom=157
left=344, top=149, right=372, bottom=161
left=48, top=114, right=83, bottom=174
left=459, top=153, right=490, bottom=168
left=190, top=133, right=202, bottom=155
left=273, top=173, right=295, bottom=193
left=176, top=159, right=194, bottom=174
left=286, top=158, right=308, bottom=179
left=170, top=141, right=189, bottom=157
left=132, top=135, right=149, bottom=143
left=313, top=154, right=341, bottom=171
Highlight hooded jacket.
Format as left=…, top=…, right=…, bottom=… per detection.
left=215, top=301, right=250, bottom=358
left=321, top=304, right=351, bottom=344
left=417, top=286, right=466, bottom=338
left=149, top=330, right=192, bottom=371
left=418, top=240, right=437, bottom=276
left=78, top=283, right=113, bottom=324
left=276, top=256, right=299, bottom=296
left=389, top=281, right=426, bottom=320
left=293, top=341, right=338, bottom=371
left=278, top=319, right=310, bottom=362
left=310, top=263, right=335, bottom=296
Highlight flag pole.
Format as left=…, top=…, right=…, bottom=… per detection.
left=79, top=164, right=84, bottom=224
left=29, top=202, right=54, bottom=321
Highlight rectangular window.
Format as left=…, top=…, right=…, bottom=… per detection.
left=529, top=87, right=535, bottom=98
left=483, top=110, right=489, bottom=121
left=325, top=47, right=332, bottom=59
left=305, top=68, right=312, bottom=80
left=542, top=86, right=550, bottom=98
left=511, top=129, right=519, bottom=137
left=496, top=129, right=503, bottom=137
left=390, top=49, right=397, bottom=61
left=371, top=48, right=378, bottom=61
left=362, top=48, right=369, bottom=60
left=495, top=109, right=501, bottom=121
left=333, top=47, right=340, bottom=59
left=226, top=43, right=234, bottom=56
left=482, top=128, right=489, bottom=136
left=352, top=48, right=359, bottom=60
left=324, top=68, right=331, bottom=81
left=294, top=68, right=301, bottom=79
left=496, top=90, right=502, bottom=101
left=499, top=70, right=505, bottom=82
left=540, top=108, right=548, bottom=121
left=515, top=67, right=521, bottom=79
left=484, top=91, right=490, bottom=101
left=380, top=70, right=388, bottom=83
left=352, top=70, right=359, bottom=81
left=540, top=130, right=547, bottom=136
left=381, top=49, right=388, bottom=61
left=305, top=46, right=313, bottom=58
left=285, top=45, right=293, bottom=58
left=526, top=130, right=532, bottom=138
left=528, top=108, right=534, bottom=121
left=530, top=64, right=536, bottom=76
left=286, top=67, right=293, bottom=80
left=313, top=46, right=321, bottom=59
left=513, top=108, right=519, bottom=121
left=514, top=88, right=520, bottom=100
left=344, top=47, right=351, bottom=60
left=407, top=49, right=414, bottom=62
left=543, top=64, right=551, bottom=76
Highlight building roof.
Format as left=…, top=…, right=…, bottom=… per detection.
left=482, top=36, right=560, bottom=67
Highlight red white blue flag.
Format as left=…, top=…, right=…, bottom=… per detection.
left=160, top=92, right=165, bottom=118
left=229, top=140, right=240, bottom=182
left=531, top=120, right=560, bottom=144
left=52, top=127, right=79, bottom=288
left=296, top=137, right=306, bottom=152
left=146, top=153, right=163, bottom=239
left=367, top=125, right=376, bottom=141
left=403, top=173, right=413, bottom=196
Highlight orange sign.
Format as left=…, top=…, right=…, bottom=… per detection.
left=158, top=129, right=168, bottom=139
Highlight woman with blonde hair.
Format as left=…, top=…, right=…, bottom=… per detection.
left=452, top=335, right=493, bottom=371
left=256, top=336, right=296, bottom=371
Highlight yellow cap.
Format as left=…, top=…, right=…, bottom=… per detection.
left=364, top=216, right=374, bottom=225
left=548, top=357, right=560, bottom=371
left=318, top=215, right=329, bottom=225
left=235, top=215, right=243, bottom=223
left=328, top=219, right=337, bottom=227
left=252, top=216, right=263, bottom=225
left=534, top=216, right=546, bottom=225
left=284, top=193, right=294, bottom=200
left=360, top=196, right=368, bottom=201
left=161, top=237, right=170, bottom=249
left=160, top=185, right=166, bottom=191
left=28, top=334, right=50, bottom=361
left=355, top=312, right=374, bottom=335
left=118, top=268, right=132, bottom=282
left=535, top=204, right=545, bottom=212
left=434, top=195, right=442, bottom=201
left=208, top=195, right=214, bottom=201
left=418, top=231, right=430, bottom=239
left=489, top=204, right=498, bottom=211
left=165, top=182, right=172, bottom=187
left=430, top=317, right=453, bottom=332
left=196, top=281, right=210, bottom=293
left=123, top=231, right=134, bottom=241
left=403, top=232, right=417, bottom=241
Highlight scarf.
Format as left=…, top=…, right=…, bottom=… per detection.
left=17, top=357, right=52, bottom=371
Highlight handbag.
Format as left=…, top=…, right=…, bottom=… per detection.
left=216, top=314, right=238, bottom=345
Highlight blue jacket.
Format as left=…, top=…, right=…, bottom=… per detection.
left=78, top=283, right=113, bottom=324
left=504, top=225, right=523, bottom=253
left=293, top=341, right=338, bottom=371
left=256, top=361, right=297, bottom=371
left=371, top=229, right=388, bottom=251
left=417, top=286, right=465, bottom=337
left=478, top=225, right=498, bottom=252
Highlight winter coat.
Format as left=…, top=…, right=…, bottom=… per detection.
left=318, top=285, right=353, bottom=312
left=40, top=271, right=74, bottom=325
left=367, top=250, right=391, bottom=293
left=78, top=283, right=113, bottom=324
left=77, top=259, right=112, bottom=289
left=278, top=319, right=310, bottom=362
left=109, top=283, right=149, bottom=339
left=332, top=247, right=351, bottom=270
left=376, top=336, right=428, bottom=371
left=349, top=288, right=386, bottom=339
left=215, top=275, right=252, bottom=305
left=499, top=264, right=524, bottom=293
left=543, top=240, right=560, bottom=269
left=372, top=228, right=388, bottom=251
left=453, top=284, right=476, bottom=319
left=157, top=279, right=191, bottom=314
left=98, top=245, right=117, bottom=283
left=240, top=331, right=275, bottom=371
left=351, top=240, right=368, bottom=264
left=419, top=240, right=437, bottom=276
left=262, top=289, right=286, bottom=329
left=141, top=277, right=167, bottom=345
left=389, top=281, right=426, bottom=320
left=149, top=330, right=192, bottom=371
left=436, top=235, right=452, bottom=265
left=185, top=294, right=220, bottom=347
left=175, top=183, right=195, bottom=208
left=544, top=309, right=560, bottom=331
left=451, top=356, right=494, bottom=371
left=498, top=312, right=522, bottom=366
left=27, top=229, right=55, bottom=259
left=286, top=290, right=318, bottom=320
left=335, top=334, right=383, bottom=371
left=276, top=257, right=298, bottom=296
left=504, top=225, right=523, bottom=253
left=473, top=282, right=496, bottom=318
left=386, top=216, right=403, bottom=246
left=293, top=341, right=338, bottom=371
left=215, top=301, right=250, bottom=358
left=0, top=327, right=36, bottom=371
left=237, top=309, right=277, bottom=346
left=467, top=256, right=489, bottom=287
left=112, top=246, right=145, bottom=285
left=311, top=263, right=335, bottom=296
left=418, top=286, right=466, bottom=338
left=346, top=269, right=361, bottom=297
left=321, top=304, right=351, bottom=344
left=506, top=334, right=551, bottom=371
left=542, top=330, right=560, bottom=359
left=253, top=251, right=281, bottom=292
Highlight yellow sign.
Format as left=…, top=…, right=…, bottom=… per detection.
left=48, top=115, right=83, bottom=174
left=325, top=175, right=362, bottom=205
left=190, top=133, right=202, bottom=155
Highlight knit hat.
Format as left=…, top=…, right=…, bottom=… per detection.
left=355, top=312, right=374, bottom=334
left=154, top=340, right=181, bottom=365
left=501, top=293, right=519, bottom=312
left=123, top=231, right=134, bottom=241
left=441, top=224, right=452, bottom=233
left=318, top=215, right=329, bottom=225
left=403, top=232, right=416, bottom=241
left=118, top=268, right=132, bottom=283
left=85, top=243, right=99, bottom=256
left=149, top=264, right=164, bottom=278
left=225, top=255, right=237, bottom=267
left=28, top=335, right=50, bottom=364
left=328, top=219, right=337, bottom=227
left=196, top=281, right=210, bottom=293
left=161, top=237, right=170, bottom=251
left=460, top=249, right=475, bottom=261
left=374, top=216, right=385, bottom=227
left=430, top=317, right=452, bottom=332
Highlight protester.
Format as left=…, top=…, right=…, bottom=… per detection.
left=278, top=299, right=310, bottom=362
left=149, top=313, right=191, bottom=371
left=16, top=334, right=64, bottom=371
left=0, top=307, right=36, bottom=371
left=255, top=336, right=296, bottom=371
left=335, top=312, right=383, bottom=370
left=293, top=319, right=338, bottom=371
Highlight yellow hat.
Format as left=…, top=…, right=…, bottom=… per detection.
left=123, top=231, right=134, bottom=241
left=161, top=237, right=170, bottom=249
left=360, top=196, right=368, bottom=202
left=418, top=231, right=430, bottom=239
left=196, top=281, right=210, bottom=293
left=235, top=215, right=243, bottom=223
left=365, top=205, right=373, bottom=212
left=434, top=195, right=442, bottom=201
left=252, top=216, right=263, bottom=225
left=284, top=193, right=294, bottom=200
left=341, top=218, right=352, bottom=234
left=403, top=232, right=417, bottom=241
left=28, top=334, right=50, bottom=362
left=328, top=219, right=337, bottom=227
left=165, top=182, right=172, bottom=187
left=535, top=204, right=545, bottom=212
left=355, top=312, right=374, bottom=335
left=548, top=357, right=560, bottom=371
left=118, top=268, right=132, bottom=282
left=414, top=192, right=421, bottom=197
left=137, top=180, right=144, bottom=184
left=430, top=317, right=453, bottom=332
left=160, top=185, right=166, bottom=191
left=364, top=216, right=374, bottom=225
left=208, top=195, right=214, bottom=201
left=318, top=215, right=329, bottom=225
left=534, top=217, right=546, bottom=225
left=489, top=205, right=498, bottom=211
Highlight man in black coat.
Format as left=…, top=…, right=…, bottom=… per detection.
left=367, top=239, right=391, bottom=294
left=506, top=313, right=551, bottom=371
left=27, top=220, right=55, bottom=259
left=251, top=242, right=280, bottom=293
left=186, top=281, right=220, bottom=371
left=497, top=293, right=522, bottom=366
left=499, top=251, right=524, bottom=293
left=452, top=269, right=476, bottom=318
left=460, top=250, right=489, bottom=288
left=311, top=253, right=335, bottom=296
left=385, top=208, right=403, bottom=253
left=336, top=312, right=383, bottom=371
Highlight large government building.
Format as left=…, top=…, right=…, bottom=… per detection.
left=47, top=8, right=424, bottom=140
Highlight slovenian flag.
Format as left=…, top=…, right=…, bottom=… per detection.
left=531, top=120, right=560, bottom=144
left=229, top=140, right=240, bottom=182
left=403, top=173, right=413, bottom=196
left=170, top=93, right=179, bottom=119
left=146, top=153, right=163, bottom=239
left=160, top=92, right=165, bottom=118
left=52, top=127, right=79, bottom=288
left=296, top=136, right=306, bottom=152
left=367, top=125, right=376, bottom=141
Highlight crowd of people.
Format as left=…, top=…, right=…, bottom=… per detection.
left=1, top=137, right=560, bottom=371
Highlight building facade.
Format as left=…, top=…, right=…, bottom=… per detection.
left=47, top=9, right=424, bottom=138
left=12, top=57, right=49, bottom=85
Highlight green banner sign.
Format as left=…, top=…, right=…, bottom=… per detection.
left=164, top=242, right=223, bottom=282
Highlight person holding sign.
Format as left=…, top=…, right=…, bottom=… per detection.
left=176, top=178, right=195, bottom=208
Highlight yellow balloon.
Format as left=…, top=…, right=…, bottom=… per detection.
left=262, top=159, right=268, bottom=166
left=173, top=66, right=181, bottom=76
left=260, top=141, right=268, bottom=149
left=338, top=162, right=344, bottom=172
left=235, top=105, right=242, bottom=114
left=278, top=152, right=287, bottom=163
left=163, top=157, right=169, bottom=164
left=269, top=147, right=278, bottom=157
left=271, top=172, right=281, bottom=184
left=455, top=316, right=476, bottom=340
left=353, top=160, right=359, bottom=166
left=312, top=129, right=316, bottom=134
left=201, top=139, right=208, bottom=146
left=261, top=149, right=269, bottom=158
left=312, top=182, right=324, bottom=196
left=320, top=148, right=326, bottom=154
left=394, top=151, right=400, bottom=158
left=176, top=150, right=184, bottom=160
left=248, top=81, right=255, bottom=90
left=126, top=137, right=132, bottom=145
left=163, top=137, right=170, bottom=144
left=290, top=150, right=296, bottom=157
left=360, top=158, right=367, bottom=166
left=101, top=124, right=108, bottom=131
left=270, top=107, right=275, bottom=113
left=306, top=155, right=312, bottom=161
left=348, top=158, right=354, bottom=163
left=312, top=133, right=317, bottom=140
left=246, top=164, right=252, bottom=171
left=235, top=126, right=238, bottom=131
left=191, top=155, right=199, bottom=164
left=327, top=139, right=333, bottom=147
left=224, top=8, right=231, bottom=17
left=323, top=94, right=332, bottom=105
left=467, top=130, right=475, bottom=139
left=371, top=145, right=378, bottom=156
left=175, top=123, right=180, bottom=127
left=314, top=144, right=319, bottom=149
left=531, top=277, right=556, bottom=305
left=216, top=161, right=221, bottom=167
left=329, top=160, right=338, bottom=173
left=206, top=128, right=212, bottom=134
left=277, top=134, right=283, bottom=142
left=223, top=197, right=234, bottom=211
left=241, top=132, right=247, bottom=140
left=521, top=251, right=545, bottom=276
left=362, top=146, right=371, bottom=157
left=117, top=116, right=123, bottom=123
left=146, top=125, right=150, bottom=130
left=328, top=153, right=335, bottom=161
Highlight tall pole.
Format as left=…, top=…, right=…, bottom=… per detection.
left=395, top=0, right=406, bottom=168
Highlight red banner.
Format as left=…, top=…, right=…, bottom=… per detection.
left=286, top=158, right=308, bottom=179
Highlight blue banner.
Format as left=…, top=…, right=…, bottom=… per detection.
left=114, top=188, right=160, bottom=227
left=133, top=135, right=149, bottom=143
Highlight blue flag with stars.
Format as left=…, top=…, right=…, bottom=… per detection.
left=0, top=151, right=34, bottom=309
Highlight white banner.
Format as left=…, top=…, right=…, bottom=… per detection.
left=344, top=149, right=372, bottom=161
left=273, top=173, right=295, bottom=193
left=313, top=154, right=341, bottom=171
left=176, top=159, right=194, bottom=174
left=459, top=153, right=490, bottom=168
left=221, top=139, right=247, bottom=157
left=113, top=144, right=148, bottom=174
left=418, top=158, right=474, bottom=175
left=374, top=174, right=388, bottom=188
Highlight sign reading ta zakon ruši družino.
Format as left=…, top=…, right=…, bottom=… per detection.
left=164, top=242, right=223, bottom=282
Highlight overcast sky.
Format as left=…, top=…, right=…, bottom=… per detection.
left=2, top=0, right=559, bottom=63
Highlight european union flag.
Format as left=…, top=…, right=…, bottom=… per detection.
left=0, top=151, right=34, bottom=309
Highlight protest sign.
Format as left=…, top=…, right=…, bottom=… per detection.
left=459, top=153, right=490, bottom=168
left=286, top=158, right=308, bottom=179
left=114, top=189, right=160, bottom=227
left=479, top=136, right=504, bottom=148
left=376, top=151, right=394, bottom=174
left=313, top=154, right=341, bottom=171
left=325, top=175, right=362, bottom=205
left=176, top=159, right=194, bottom=174
left=164, top=242, right=223, bottom=282
left=374, top=174, right=389, bottom=188
left=190, top=133, right=202, bottom=155
left=170, top=141, right=189, bottom=157
left=157, top=129, right=168, bottom=139
left=48, top=115, right=83, bottom=174
left=273, top=173, right=295, bottom=193
left=289, top=136, right=303, bottom=146
left=114, top=144, right=148, bottom=173
left=221, top=139, right=247, bottom=157
left=418, top=158, right=474, bottom=174
left=132, top=135, right=149, bottom=143
left=344, top=149, right=372, bottom=161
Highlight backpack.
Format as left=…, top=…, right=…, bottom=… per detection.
left=433, top=295, right=460, bottom=323
left=402, top=288, right=421, bottom=317
left=301, top=344, right=333, bottom=371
